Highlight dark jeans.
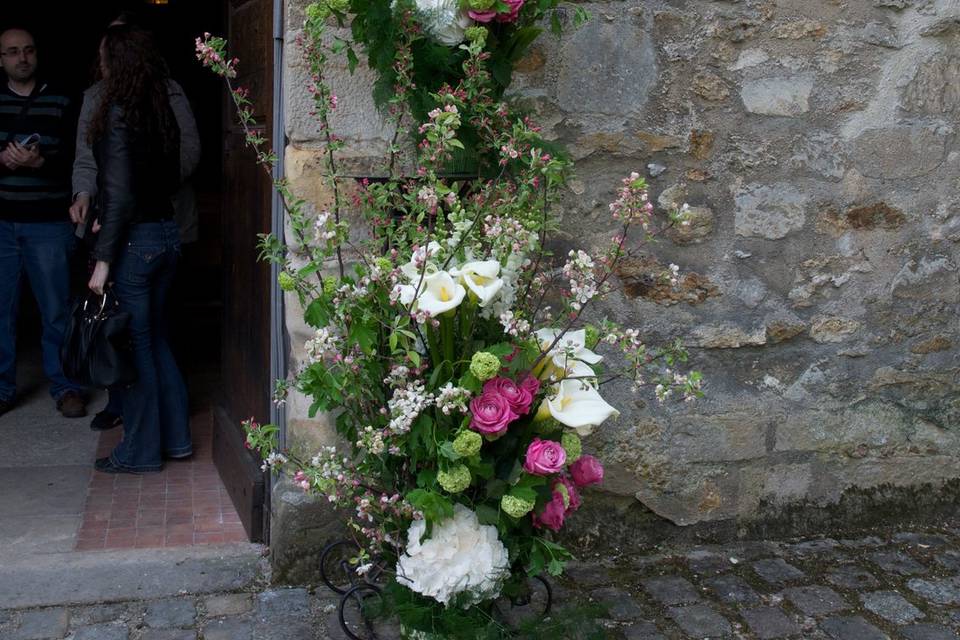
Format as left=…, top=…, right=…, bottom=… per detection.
left=109, top=220, right=190, bottom=471
left=0, top=221, right=81, bottom=402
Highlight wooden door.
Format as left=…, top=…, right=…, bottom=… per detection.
left=213, top=0, right=274, bottom=543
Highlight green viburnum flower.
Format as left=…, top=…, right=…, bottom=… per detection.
left=375, top=257, right=393, bottom=274
left=465, top=0, right=496, bottom=10
left=469, top=351, right=500, bottom=381
left=438, top=465, right=472, bottom=493
left=465, top=26, right=488, bottom=44
left=501, top=494, right=535, bottom=518
left=322, top=277, right=338, bottom=296
left=452, top=431, right=483, bottom=458
left=277, top=271, right=296, bottom=292
left=584, top=324, right=600, bottom=348
left=327, top=0, right=350, bottom=12
left=306, top=2, right=332, bottom=20
left=561, top=432, right=582, bottom=462
left=555, top=481, right=571, bottom=508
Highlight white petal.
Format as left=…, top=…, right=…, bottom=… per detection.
left=547, top=379, right=620, bottom=429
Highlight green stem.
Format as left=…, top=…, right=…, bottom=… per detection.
left=426, top=322, right=442, bottom=369
left=440, top=313, right=455, bottom=367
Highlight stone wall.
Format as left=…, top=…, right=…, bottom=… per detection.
left=279, top=0, right=960, bottom=540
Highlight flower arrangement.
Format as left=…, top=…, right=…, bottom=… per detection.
left=199, top=2, right=700, bottom=637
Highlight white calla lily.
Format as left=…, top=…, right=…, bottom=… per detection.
left=534, top=328, right=603, bottom=369
left=416, top=271, right=466, bottom=316
left=401, top=241, right=443, bottom=282
left=546, top=378, right=620, bottom=436
left=393, top=283, right=418, bottom=306
left=451, top=261, right=504, bottom=307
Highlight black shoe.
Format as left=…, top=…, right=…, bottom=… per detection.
left=56, top=390, right=87, bottom=418
left=90, top=410, right=123, bottom=431
left=0, top=398, right=13, bottom=417
left=95, top=457, right=131, bottom=474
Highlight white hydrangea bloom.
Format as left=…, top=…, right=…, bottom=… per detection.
left=413, top=0, right=472, bottom=45
left=396, top=504, right=509, bottom=606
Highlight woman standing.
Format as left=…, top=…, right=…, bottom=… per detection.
left=87, top=25, right=191, bottom=473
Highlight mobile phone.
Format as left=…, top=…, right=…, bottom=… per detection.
left=15, top=133, right=41, bottom=148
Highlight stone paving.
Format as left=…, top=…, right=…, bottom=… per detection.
left=2, top=522, right=959, bottom=639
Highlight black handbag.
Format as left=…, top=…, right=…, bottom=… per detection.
left=60, top=289, right=137, bottom=388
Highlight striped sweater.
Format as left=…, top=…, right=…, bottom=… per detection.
left=0, top=82, right=75, bottom=222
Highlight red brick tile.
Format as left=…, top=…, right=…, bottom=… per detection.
left=194, top=532, right=226, bottom=544
left=164, top=533, right=195, bottom=547
left=165, top=523, right=195, bottom=535
left=134, top=533, right=166, bottom=548
left=194, top=520, right=224, bottom=533
left=76, top=538, right=106, bottom=551
left=221, top=530, right=249, bottom=543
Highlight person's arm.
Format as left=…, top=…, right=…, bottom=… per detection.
left=72, top=89, right=99, bottom=199
left=91, top=107, right=135, bottom=266
left=169, top=80, right=200, bottom=180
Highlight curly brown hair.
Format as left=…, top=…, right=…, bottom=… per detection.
left=87, top=24, right=178, bottom=155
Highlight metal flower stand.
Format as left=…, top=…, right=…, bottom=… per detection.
left=319, top=540, right=554, bottom=640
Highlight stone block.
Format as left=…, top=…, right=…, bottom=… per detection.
left=143, top=599, right=196, bottom=629
left=850, top=127, right=947, bottom=179
left=901, top=624, right=960, bottom=640
left=269, top=477, right=349, bottom=584
left=666, top=604, right=732, bottom=638
left=868, top=551, right=928, bottom=576
left=741, top=607, right=802, bottom=639
left=860, top=591, right=924, bottom=625
left=201, top=617, right=252, bottom=640
left=641, top=576, right=701, bottom=606
left=10, top=609, right=69, bottom=640
left=70, top=624, right=129, bottom=640
left=140, top=631, right=196, bottom=640
left=783, top=586, right=849, bottom=617
left=254, top=589, right=313, bottom=640
left=819, top=616, right=889, bottom=640
left=907, top=577, right=960, bottom=606
left=734, top=183, right=809, bottom=240
left=590, top=588, right=645, bottom=621
left=704, top=574, right=761, bottom=606
left=203, top=594, right=253, bottom=618
left=752, top=559, right=806, bottom=585
left=826, top=567, right=879, bottom=590
left=809, top=316, right=861, bottom=343
left=741, top=76, right=814, bottom=116
left=622, top=621, right=666, bottom=640
left=902, top=55, right=960, bottom=114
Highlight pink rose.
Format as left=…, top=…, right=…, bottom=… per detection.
left=519, top=375, right=540, bottom=398
left=570, top=454, right=604, bottom=487
left=483, top=377, right=535, bottom=415
left=469, top=393, right=519, bottom=437
left=554, top=475, right=581, bottom=512
left=468, top=8, right=497, bottom=22
left=532, top=490, right=566, bottom=531
left=523, top=438, right=567, bottom=475
left=495, top=0, right=524, bottom=22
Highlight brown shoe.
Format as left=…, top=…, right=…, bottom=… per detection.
left=56, top=390, right=87, bottom=418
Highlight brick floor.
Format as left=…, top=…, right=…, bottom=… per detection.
left=75, top=409, right=247, bottom=550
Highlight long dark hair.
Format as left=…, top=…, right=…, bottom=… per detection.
left=88, top=24, right=178, bottom=154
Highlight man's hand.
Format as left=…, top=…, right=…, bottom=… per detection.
left=70, top=193, right=91, bottom=225
left=6, top=142, right=44, bottom=169
left=88, top=260, right=110, bottom=296
left=0, top=147, right=19, bottom=170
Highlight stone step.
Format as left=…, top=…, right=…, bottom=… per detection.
left=0, top=544, right=264, bottom=609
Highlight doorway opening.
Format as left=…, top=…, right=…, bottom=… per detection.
left=2, top=0, right=274, bottom=550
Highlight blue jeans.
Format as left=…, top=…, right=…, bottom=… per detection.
left=109, top=221, right=191, bottom=471
left=0, top=221, right=81, bottom=402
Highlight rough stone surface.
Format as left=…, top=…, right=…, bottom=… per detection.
left=280, top=0, right=960, bottom=539
left=741, top=606, right=802, bottom=639
left=666, top=604, right=732, bottom=638
left=705, top=574, right=761, bottom=606
left=900, top=625, right=960, bottom=640
left=820, top=616, right=890, bottom=640
left=70, top=624, right=129, bottom=640
left=202, top=594, right=252, bottom=619
left=782, top=585, right=849, bottom=616
left=741, top=76, right=815, bottom=116
left=143, top=599, right=196, bottom=629
left=9, top=609, right=69, bottom=639
left=861, top=591, right=925, bottom=624
left=752, top=559, right=806, bottom=585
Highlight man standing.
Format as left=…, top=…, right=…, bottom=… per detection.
left=0, top=27, right=85, bottom=417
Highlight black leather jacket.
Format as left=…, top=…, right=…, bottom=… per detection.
left=91, top=105, right=181, bottom=264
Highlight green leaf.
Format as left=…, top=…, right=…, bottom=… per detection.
left=346, top=47, right=360, bottom=73
left=407, top=350, right=421, bottom=368
left=548, top=559, right=565, bottom=576
left=485, top=479, right=508, bottom=500
left=439, top=441, right=461, bottom=461
left=476, top=504, right=500, bottom=526
left=348, top=319, right=377, bottom=354
left=406, top=489, right=454, bottom=523
left=389, top=332, right=398, bottom=351
left=304, top=298, right=331, bottom=327
left=459, top=370, right=481, bottom=394
left=509, top=486, right=538, bottom=503
left=485, top=342, right=515, bottom=357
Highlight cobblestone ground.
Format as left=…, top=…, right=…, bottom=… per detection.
left=2, top=521, right=959, bottom=639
